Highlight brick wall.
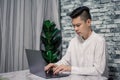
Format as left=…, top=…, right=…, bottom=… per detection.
left=60, top=0, right=120, bottom=80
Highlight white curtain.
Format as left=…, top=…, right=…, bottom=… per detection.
left=0, top=0, right=60, bottom=73
left=44, top=0, right=60, bottom=29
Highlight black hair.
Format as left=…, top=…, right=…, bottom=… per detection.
left=69, top=6, right=91, bottom=21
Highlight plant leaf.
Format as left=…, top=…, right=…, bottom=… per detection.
left=52, top=35, right=62, bottom=48
left=41, top=36, right=48, bottom=46
left=52, top=28, right=60, bottom=38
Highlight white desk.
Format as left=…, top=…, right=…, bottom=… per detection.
left=0, top=70, right=107, bottom=80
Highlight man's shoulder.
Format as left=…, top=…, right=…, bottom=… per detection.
left=93, top=32, right=105, bottom=42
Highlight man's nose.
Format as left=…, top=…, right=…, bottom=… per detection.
left=74, top=26, right=78, bottom=31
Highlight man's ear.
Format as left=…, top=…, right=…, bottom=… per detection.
left=87, top=19, right=91, bottom=26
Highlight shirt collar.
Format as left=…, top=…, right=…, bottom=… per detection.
left=77, top=31, right=95, bottom=43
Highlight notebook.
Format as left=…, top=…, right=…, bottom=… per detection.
left=25, top=49, right=70, bottom=79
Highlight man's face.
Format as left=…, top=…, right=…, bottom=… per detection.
left=72, top=16, right=91, bottom=39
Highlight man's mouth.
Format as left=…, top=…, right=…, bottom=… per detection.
left=76, top=32, right=80, bottom=34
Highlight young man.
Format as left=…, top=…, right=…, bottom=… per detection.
left=45, top=6, right=108, bottom=78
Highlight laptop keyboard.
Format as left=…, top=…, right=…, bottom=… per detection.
left=45, top=69, right=70, bottom=78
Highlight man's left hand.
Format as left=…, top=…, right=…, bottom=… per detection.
left=53, top=64, right=71, bottom=75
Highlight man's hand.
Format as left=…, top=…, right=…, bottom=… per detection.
left=53, top=64, right=71, bottom=75
left=44, top=63, right=57, bottom=73
left=44, top=63, right=71, bottom=75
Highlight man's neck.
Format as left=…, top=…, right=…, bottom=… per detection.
left=82, top=30, right=92, bottom=40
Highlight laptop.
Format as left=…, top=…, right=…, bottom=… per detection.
left=25, top=49, right=70, bottom=79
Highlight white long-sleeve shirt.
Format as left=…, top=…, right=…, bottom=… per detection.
left=56, top=31, right=108, bottom=78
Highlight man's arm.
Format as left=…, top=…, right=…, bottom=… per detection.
left=55, top=41, right=72, bottom=66
left=44, top=41, right=72, bottom=74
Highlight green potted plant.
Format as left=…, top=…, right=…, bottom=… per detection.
left=40, top=20, right=62, bottom=64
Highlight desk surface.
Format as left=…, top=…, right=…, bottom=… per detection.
left=0, top=70, right=107, bottom=80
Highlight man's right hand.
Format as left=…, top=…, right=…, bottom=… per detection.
left=44, top=63, right=57, bottom=73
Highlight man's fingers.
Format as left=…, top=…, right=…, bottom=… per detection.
left=53, top=65, right=71, bottom=75
left=54, top=67, right=63, bottom=74
left=53, top=65, right=59, bottom=71
left=44, top=63, right=57, bottom=71
left=44, top=63, right=53, bottom=71
left=53, top=65, right=65, bottom=74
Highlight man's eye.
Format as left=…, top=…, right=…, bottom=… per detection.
left=72, top=24, right=80, bottom=28
left=73, top=25, right=75, bottom=28
left=76, top=24, right=80, bottom=27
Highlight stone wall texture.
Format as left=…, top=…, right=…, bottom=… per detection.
left=60, top=0, right=120, bottom=80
